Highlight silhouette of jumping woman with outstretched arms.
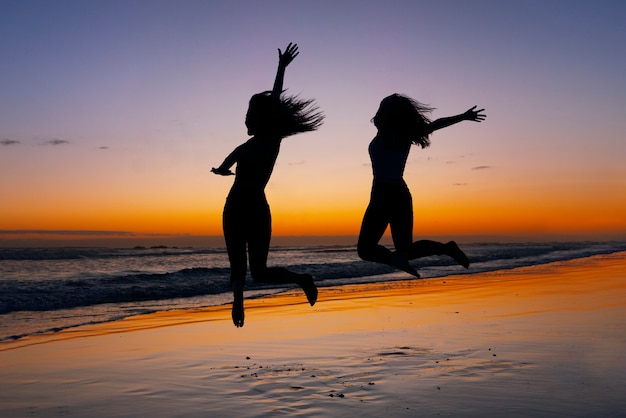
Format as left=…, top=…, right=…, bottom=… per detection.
left=212, top=43, right=323, bottom=327
left=357, top=94, right=485, bottom=277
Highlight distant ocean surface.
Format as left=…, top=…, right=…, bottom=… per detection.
left=2, top=241, right=625, bottom=341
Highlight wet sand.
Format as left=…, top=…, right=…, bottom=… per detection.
left=1, top=252, right=625, bottom=417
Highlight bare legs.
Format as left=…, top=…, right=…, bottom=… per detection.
left=359, top=236, right=470, bottom=277
left=358, top=181, right=469, bottom=276
left=223, top=192, right=317, bottom=327
left=252, top=267, right=318, bottom=306
left=441, top=241, right=469, bottom=269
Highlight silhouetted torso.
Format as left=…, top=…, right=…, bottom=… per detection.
left=369, top=134, right=411, bottom=183
left=229, top=135, right=281, bottom=195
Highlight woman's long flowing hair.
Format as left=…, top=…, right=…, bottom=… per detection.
left=247, top=91, right=324, bottom=138
left=372, top=93, right=434, bottom=148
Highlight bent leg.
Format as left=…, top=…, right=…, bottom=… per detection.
left=249, top=247, right=318, bottom=306
left=407, top=240, right=444, bottom=259
left=250, top=254, right=318, bottom=307
left=386, top=184, right=419, bottom=277
left=357, top=191, right=392, bottom=264
left=247, top=199, right=318, bottom=305
left=246, top=196, right=272, bottom=281
left=444, top=241, right=469, bottom=268
left=253, top=266, right=318, bottom=306
left=388, top=183, right=413, bottom=254
left=357, top=219, right=391, bottom=264
left=407, top=240, right=469, bottom=268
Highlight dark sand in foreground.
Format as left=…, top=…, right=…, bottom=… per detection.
left=1, top=252, right=625, bottom=417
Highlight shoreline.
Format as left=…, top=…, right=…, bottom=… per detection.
left=3, top=251, right=624, bottom=349
left=1, top=252, right=625, bottom=416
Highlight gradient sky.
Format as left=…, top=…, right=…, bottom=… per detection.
left=1, top=0, right=625, bottom=246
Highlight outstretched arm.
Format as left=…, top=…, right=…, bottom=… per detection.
left=272, top=42, right=299, bottom=97
left=427, top=106, right=486, bottom=134
left=211, top=145, right=244, bottom=176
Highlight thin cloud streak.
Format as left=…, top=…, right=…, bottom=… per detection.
left=41, top=139, right=70, bottom=146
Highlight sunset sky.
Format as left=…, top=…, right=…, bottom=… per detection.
left=1, top=1, right=625, bottom=247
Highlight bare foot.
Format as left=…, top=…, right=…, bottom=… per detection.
left=391, top=252, right=420, bottom=278
left=446, top=241, right=469, bottom=268
left=232, top=292, right=244, bottom=327
left=298, top=274, right=318, bottom=306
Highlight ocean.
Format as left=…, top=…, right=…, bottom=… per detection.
left=1, top=241, right=625, bottom=341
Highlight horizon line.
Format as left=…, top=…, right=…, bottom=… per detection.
left=1, top=230, right=625, bottom=249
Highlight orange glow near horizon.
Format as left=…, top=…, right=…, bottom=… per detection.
left=3, top=157, right=626, bottom=241
left=3, top=191, right=625, bottom=242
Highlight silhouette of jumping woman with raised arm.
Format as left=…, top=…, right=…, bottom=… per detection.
left=212, top=43, right=323, bottom=327
left=357, top=94, right=485, bottom=277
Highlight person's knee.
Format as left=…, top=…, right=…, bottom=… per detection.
left=357, top=242, right=372, bottom=261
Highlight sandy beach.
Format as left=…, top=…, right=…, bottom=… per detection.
left=1, top=252, right=625, bottom=417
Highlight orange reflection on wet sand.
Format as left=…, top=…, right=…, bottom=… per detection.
left=2, top=253, right=625, bottom=416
